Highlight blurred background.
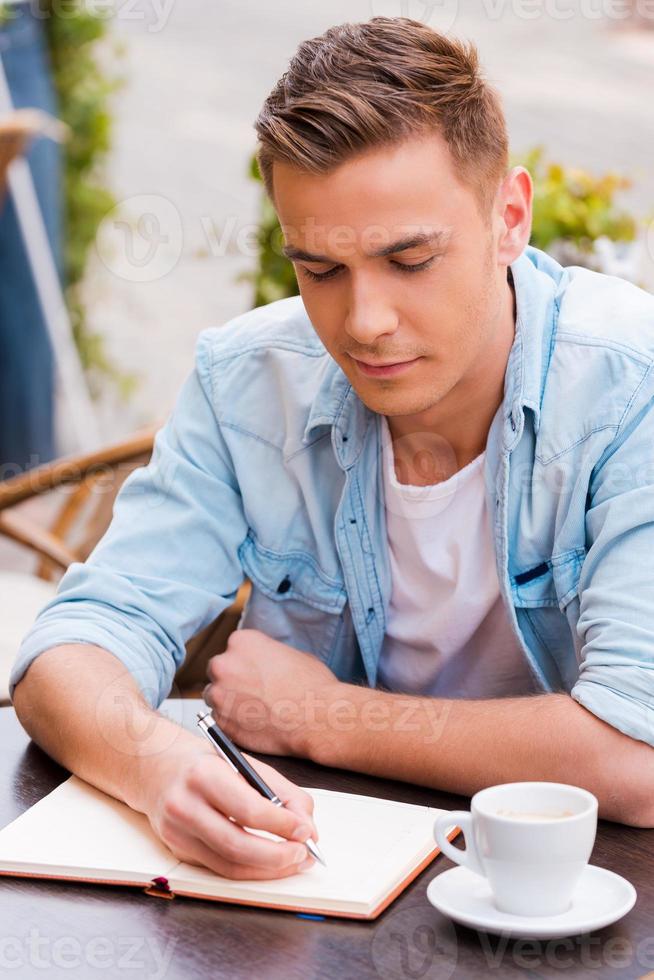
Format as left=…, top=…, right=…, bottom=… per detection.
left=0, top=0, right=652, bottom=700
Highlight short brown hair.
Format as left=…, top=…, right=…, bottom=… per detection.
left=254, top=17, right=509, bottom=217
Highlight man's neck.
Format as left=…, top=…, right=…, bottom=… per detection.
left=385, top=269, right=517, bottom=487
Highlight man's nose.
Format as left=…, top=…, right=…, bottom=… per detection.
left=344, top=277, right=399, bottom=346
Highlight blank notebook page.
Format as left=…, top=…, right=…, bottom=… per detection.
left=0, top=776, right=176, bottom=881
left=172, top=789, right=445, bottom=906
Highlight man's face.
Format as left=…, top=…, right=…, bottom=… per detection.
left=272, top=134, right=511, bottom=421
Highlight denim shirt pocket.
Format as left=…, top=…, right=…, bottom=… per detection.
left=511, top=549, right=585, bottom=690
left=237, top=532, right=348, bottom=666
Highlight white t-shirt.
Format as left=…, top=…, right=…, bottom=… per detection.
left=378, top=417, right=541, bottom=698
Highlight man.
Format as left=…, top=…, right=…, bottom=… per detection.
left=10, top=17, right=654, bottom=882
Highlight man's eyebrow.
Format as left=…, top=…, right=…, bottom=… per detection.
left=281, top=229, right=450, bottom=263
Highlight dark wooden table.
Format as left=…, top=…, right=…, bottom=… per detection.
left=2, top=701, right=654, bottom=980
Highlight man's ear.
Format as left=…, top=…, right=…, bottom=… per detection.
left=495, top=166, right=533, bottom=267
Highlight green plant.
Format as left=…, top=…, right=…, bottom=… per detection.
left=244, top=146, right=640, bottom=308
left=44, top=2, right=135, bottom=396
left=512, top=145, right=637, bottom=252
left=242, top=154, right=299, bottom=307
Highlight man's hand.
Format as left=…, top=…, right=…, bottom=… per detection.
left=204, top=629, right=341, bottom=756
left=143, top=738, right=319, bottom=880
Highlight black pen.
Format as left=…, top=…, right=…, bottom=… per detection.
left=196, top=711, right=326, bottom=866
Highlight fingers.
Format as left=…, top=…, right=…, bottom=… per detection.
left=191, top=800, right=312, bottom=874
left=162, top=816, right=313, bottom=881
left=253, top=760, right=318, bottom=839
left=189, top=757, right=315, bottom=844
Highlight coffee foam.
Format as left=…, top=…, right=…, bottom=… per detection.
left=495, top=808, right=575, bottom=821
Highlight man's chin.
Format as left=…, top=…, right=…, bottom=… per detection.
left=350, top=383, right=439, bottom=419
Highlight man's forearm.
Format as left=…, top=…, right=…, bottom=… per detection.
left=13, top=645, right=320, bottom=880
left=306, top=685, right=654, bottom=827
left=12, top=645, right=204, bottom=815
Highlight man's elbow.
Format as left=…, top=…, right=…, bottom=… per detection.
left=11, top=666, right=37, bottom=730
left=596, top=736, right=654, bottom=828
left=569, top=691, right=654, bottom=826
left=605, top=790, right=654, bottom=829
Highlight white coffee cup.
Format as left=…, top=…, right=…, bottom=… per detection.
left=433, top=782, right=598, bottom=917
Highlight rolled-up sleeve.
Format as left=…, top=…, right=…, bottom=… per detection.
left=10, top=333, right=248, bottom=708
left=571, top=385, right=654, bottom=746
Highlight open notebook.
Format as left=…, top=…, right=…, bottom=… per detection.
left=0, top=776, right=459, bottom=919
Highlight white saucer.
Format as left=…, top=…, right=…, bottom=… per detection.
left=426, top=864, right=636, bottom=940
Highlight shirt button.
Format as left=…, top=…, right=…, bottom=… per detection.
left=277, top=576, right=291, bottom=594
left=509, top=411, right=517, bottom=432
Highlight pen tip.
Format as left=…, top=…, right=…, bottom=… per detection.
left=304, top=838, right=327, bottom=867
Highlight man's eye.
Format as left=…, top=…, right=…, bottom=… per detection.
left=298, top=256, right=437, bottom=283
left=299, top=265, right=342, bottom=282
left=392, top=257, right=436, bottom=274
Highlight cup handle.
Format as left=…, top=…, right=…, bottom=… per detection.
left=434, top=811, right=485, bottom=877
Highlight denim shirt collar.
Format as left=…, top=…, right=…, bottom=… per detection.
left=301, top=349, right=371, bottom=470
left=303, top=244, right=562, bottom=464
left=504, top=244, right=563, bottom=442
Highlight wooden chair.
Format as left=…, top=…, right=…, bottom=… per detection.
left=0, top=429, right=249, bottom=705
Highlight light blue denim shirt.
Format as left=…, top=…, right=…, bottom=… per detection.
left=11, top=245, right=654, bottom=747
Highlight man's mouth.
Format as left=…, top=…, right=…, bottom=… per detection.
left=349, top=355, right=422, bottom=379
